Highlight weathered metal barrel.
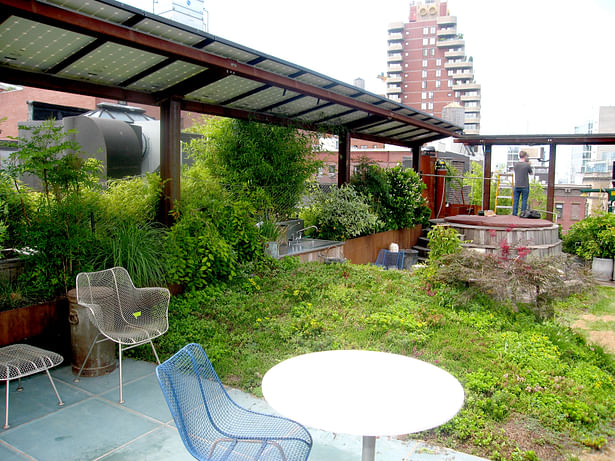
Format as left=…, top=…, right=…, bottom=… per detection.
left=67, top=288, right=116, bottom=377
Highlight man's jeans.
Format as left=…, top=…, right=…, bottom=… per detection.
left=513, top=186, right=529, bottom=216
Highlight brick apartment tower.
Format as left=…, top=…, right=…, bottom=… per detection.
left=386, top=0, right=481, bottom=134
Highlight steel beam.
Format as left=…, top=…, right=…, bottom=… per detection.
left=160, top=98, right=182, bottom=225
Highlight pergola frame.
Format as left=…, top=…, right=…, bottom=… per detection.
left=0, top=0, right=463, bottom=222
left=456, top=134, right=615, bottom=218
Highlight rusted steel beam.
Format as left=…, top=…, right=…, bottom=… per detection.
left=547, top=144, right=556, bottom=220
left=0, top=66, right=155, bottom=105
left=457, top=134, right=615, bottom=145
left=483, top=144, right=492, bottom=211
left=160, top=98, right=182, bottom=225
left=338, top=132, right=351, bottom=186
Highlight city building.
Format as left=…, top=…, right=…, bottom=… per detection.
left=386, top=0, right=481, bottom=134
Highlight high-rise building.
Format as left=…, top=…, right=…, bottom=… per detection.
left=386, top=0, right=481, bottom=134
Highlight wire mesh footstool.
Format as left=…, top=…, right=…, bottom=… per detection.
left=0, top=344, right=64, bottom=429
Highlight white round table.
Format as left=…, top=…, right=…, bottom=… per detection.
left=262, top=350, right=464, bottom=461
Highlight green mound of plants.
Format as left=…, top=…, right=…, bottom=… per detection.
left=142, top=259, right=614, bottom=461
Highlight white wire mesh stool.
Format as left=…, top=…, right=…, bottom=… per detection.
left=75, top=267, right=170, bottom=404
left=0, top=344, right=64, bottom=429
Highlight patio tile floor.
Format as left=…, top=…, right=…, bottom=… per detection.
left=0, top=359, right=487, bottom=461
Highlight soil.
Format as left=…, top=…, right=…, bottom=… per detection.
left=571, top=314, right=615, bottom=354
left=569, top=311, right=615, bottom=461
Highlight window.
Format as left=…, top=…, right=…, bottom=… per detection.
left=436, top=58, right=442, bottom=66
left=405, top=63, right=409, bottom=67
left=428, top=91, right=434, bottom=99
left=423, top=49, right=428, bottom=57
left=448, top=79, right=453, bottom=87
left=423, top=27, right=429, bottom=34
left=422, top=70, right=427, bottom=78
left=555, top=203, right=563, bottom=219
left=404, top=73, right=408, bottom=77
left=571, top=203, right=582, bottom=221
left=405, top=52, right=409, bottom=57
left=435, top=69, right=441, bottom=77
left=404, top=95, right=408, bottom=99
left=428, top=102, right=433, bottom=110
left=421, top=81, right=426, bottom=89
left=422, top=38, right=428, bottom=45
left=404, top=84, right=408, bottom=88
left=429, top=37, right=435, bottom=45
left=421, top=102, right=427, bottom=110
left=422, top=59, right=427, bottom=67
left=431, top=48, right=435, bottom=56
left=435, top=80, right=441, bottom=88
left=430, top=26, right=436, bottom=34
left=421, top=92, right=427, bottom=99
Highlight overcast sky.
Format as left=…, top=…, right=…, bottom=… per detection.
left=123, top=0, right=615, bottom=136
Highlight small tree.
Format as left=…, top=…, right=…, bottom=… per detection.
left=5, top=120, right=102, bottom=296
left=186, top=118, right=321, bottom=219
left=9, top=119, right=101, bottom=205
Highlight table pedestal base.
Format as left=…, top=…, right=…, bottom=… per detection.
left=362, top=435, right=376, bottom=461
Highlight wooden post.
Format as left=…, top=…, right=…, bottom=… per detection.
left=547, top=143, right=557, bottom=221
left=338, top=131, right=351, bottom=186
left=483, top=144, right=492, bottom=211
left=160, top=98, right=182, bottom=225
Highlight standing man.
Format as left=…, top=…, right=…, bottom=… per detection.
left=512, top=150, right=533, bottom=216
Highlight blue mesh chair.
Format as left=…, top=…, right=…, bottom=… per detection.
left=156, top=344, right=312, bottom=461
left=374, top=249, right=405, bottom=270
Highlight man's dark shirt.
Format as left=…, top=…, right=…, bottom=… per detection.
left=513, top=161, right=532, bottom=188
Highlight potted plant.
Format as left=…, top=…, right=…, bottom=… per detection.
left=562, top=212, right=615, bottom=281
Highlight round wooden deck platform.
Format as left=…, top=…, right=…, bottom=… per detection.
left=443, top=215, right=561, bottom=257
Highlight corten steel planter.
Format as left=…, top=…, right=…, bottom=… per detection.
left=0, top=298, right=70, bottom=355
left=343, top=226, right=422, bottom=265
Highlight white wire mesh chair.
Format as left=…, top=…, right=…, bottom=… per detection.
left=75, top=267, right=170, bottom=403
left=156, top=343, right=312, bottom=461
left=0, top=344, right=64, bottom=429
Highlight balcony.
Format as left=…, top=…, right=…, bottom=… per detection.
left=387, top=53, right=403, bottom=63
left=388, top=32, right=403, bottom=41
left=437, top=38, right=465, bottom=48
left=452, top=72, right=474, bottom=80
left=464, top=126, right=480, bottom=135
left=445, top=49, right=465, bottom=58
left=464, top=115, right=481, bottom=124
left=454, top=82, right=481, bottom=91
left=388, top=22, right=404, bottom=32
left=387, top=86, right=402, bottom=94
left=388, top=94, right=401, bottom=102
left=387, top=75, right=402, bottom=83
left=444, top=61, right=473, bottom=70
left=464, top=105, right=481, bottom=113
left=437, top=27, right=457, bottom=38
left=387, top=64, right=402, bottom=72
left=387, top=42, right=403, bottom=52
left=437, top=16, right=457, bottom=26
left=461, top=93, right=481, bottom=102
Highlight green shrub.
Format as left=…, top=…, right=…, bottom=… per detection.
left=17, top=193, right=100, bottom=297
left=98, top=173, right=162, bottom=224
left=165, top=211, right=237, bottom=290
left=300, top=185, right=378, bottom=240
left=164, top=160, right=264, bottom=290
left=350, top=160, right=429, bottom=231
left=186, top=118, right=321, bottom=218
left=427, top=224, right=463, bottom=261
left=92, top=221, right=167, bottom=287
left=563, top=212, right=615, bottom=259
